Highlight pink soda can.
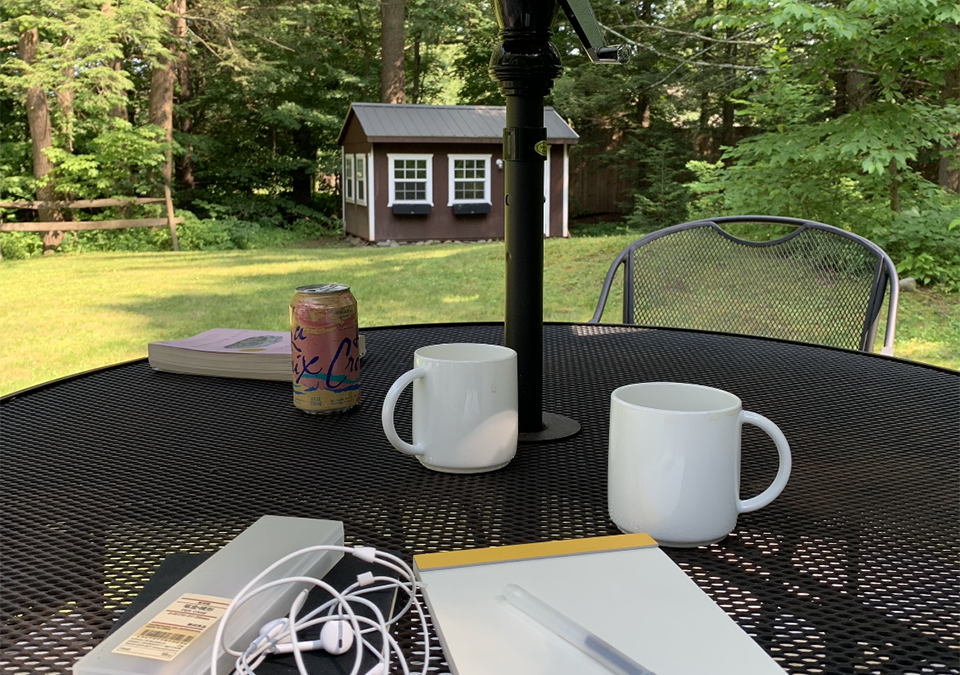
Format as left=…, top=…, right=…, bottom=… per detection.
left=290, top=284, right=360, bottom=413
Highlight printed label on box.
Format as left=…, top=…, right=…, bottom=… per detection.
left=111, top=593, right=231, bottom=661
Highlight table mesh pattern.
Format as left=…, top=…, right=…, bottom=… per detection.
left=2, top=324, right=958, bottom=675
left=628, top=225, right=882, bottom=350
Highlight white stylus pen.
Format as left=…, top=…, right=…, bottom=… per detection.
left=503, top=584, right=658, bottom=675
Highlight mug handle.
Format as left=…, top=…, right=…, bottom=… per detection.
left=737, top=411, right=792, bottom=514
left=381, top=367, right=427, bottom=456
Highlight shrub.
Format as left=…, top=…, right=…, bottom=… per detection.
left=174, top=212, right=260, bottom=251
left=869, top=206, right=960, bottom=292
left=685, top=160, right=960, bottom=291
left=0, top=211, right=271, bottom=258
left=0, top=232, right=44, bottom=260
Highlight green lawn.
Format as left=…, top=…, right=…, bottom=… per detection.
left=2, top=237, right=957, bottom=395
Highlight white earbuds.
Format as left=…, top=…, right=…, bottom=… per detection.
left=318, top=619, right=354, bottom=655
left=213, top=544, right=430, bottom=675
left=258, top=618, right=287, bottom=639
left=255, top=618, right=353, bottom=655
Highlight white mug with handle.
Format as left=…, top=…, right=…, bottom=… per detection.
left=608, top=382, right=792, bottom=547
left=381, top=343, right=518, bottom=473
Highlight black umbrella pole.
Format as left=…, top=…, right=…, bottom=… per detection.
left=503, top=94, right=546, bottom=433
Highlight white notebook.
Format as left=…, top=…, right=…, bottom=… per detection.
left=413, top=534, right=785, bottom=675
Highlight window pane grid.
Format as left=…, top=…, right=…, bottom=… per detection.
left=452, top=158, right=487, bottom=202
left=396, top=182, right=426, bottom=201
left=345, top=157, right=353, bottom=200
left=455, top=182, right=484, bottom=200
left=391, top=157, right=430, bottom=203
left=356, top=159, right=365, bottom=202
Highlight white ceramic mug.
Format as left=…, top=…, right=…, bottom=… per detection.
left=608, top=382, right=791, bottom=547
left=381, top=343, right=518, bottom=473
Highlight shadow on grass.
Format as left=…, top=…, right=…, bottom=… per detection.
left=97, top=244, right=508, bottom=335
left=74, top=246, right=473, bottom=273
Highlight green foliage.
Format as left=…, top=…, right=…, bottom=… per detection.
left=0, top=231, right=44, bottom=259
left=568, top=219, right=644, bottom=238
left=685, top=0, right=960, bottom=289
left=1, top=0, right=171, bottom=192
left=44, top=119, right=167, bottom=198
left=0, top=205, right=344, bottom=259
left=59, top=223, right=174, bottom=254
left=549, top=0, right=747, bottom=233
left=0, top=83, right=32, bottom=200
left=404, top=1, right=476, bottom=103
left=0, top=147, right=34, bottom=201
left=173, top=211, right=260, bottom=251
left=448, top=0, right=501, bottom=105
left=621, top=128, right=696, bottom=230
left=686, top=159, right=960, bottom=289
left=874, top=208, right=960, bottom=291
left=1, top=0, right=381, bottom=229
left=685, top=153, right=884, bottom=228
left=179, top=0, right=378, bottom=222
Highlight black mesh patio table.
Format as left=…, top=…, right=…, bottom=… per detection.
left=2, top=323, right=958, bottom=675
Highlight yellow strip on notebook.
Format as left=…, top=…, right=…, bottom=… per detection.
left=414, top=533, right=657, bottom=571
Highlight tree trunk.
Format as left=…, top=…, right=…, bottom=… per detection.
left=845, top=66, right=871, bottom=112
left=292, top=127, right=313, bottom=205
left=639, top=0, right=652, bottom=23
left=19, top=27, right=63, bottom=253
left=292, top=171, right=312, bottom=204
left=636, top=95, right=650, bottom=128
left=846, top=62, right=891, bottom=210
left=149, top=0, right=180, bottom=189
left=721, top=99, right=734, bottom=148
left=697, top=0, right=714, bottom=153
left=380, top=0, right=405, bottom=103
left=635, top=0, right=651, bottom=128
left=175, top=0, right=194, bottom=190
left=411, top=33, right=421, bottom=104
left=939, top=56, right=959, bottom=193
left=721, top=37, right=735, bottom=148
left=109, top=60, right=128, bottom=120
left=355, top=1, right=371, bottom=77
left=831, top=72, right=847, bottom=116
left=102, top=1, right=128, bottom=121
left=888, top=158, right=900, bottom=212
left=56, top=36, right=74, bottom=153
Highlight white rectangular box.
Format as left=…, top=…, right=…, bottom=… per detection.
left=74, top=516, right=344, bottom=675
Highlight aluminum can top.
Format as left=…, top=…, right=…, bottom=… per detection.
left=295, top=283, right=350, bottom=295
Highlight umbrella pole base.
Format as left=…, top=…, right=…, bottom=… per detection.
left=518, top=412, right=581, bottom=443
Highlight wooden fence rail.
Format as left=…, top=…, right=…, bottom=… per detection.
left=1, top=218, right=177, bottom=232
left=0, top=185, right=181, bottom=252
left=0, top=197, right=166, bottom=209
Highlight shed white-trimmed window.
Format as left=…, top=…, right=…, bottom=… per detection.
left=387, top=154, right=433, bottom=206
left=448, top=154, right=491, bottom=205
left=355, top=155, right=366, bottom=206
left=344, top=154, right=355, bottom=203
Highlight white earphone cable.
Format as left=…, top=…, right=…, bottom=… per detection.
left=211, top=545, right=429, bottom=675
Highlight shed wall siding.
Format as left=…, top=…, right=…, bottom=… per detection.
left=341, top=117, right=373, bottom=239
left=549, top=145, right=564, bottom=238
left=373, top=142, right=506, bottom=242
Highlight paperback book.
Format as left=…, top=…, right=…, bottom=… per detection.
left=148, top=329, right=291, bottom=381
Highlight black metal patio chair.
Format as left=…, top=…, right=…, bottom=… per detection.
left=589, top=216, right=899, bottom=354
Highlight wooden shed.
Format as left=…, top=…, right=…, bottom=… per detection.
left=337, top=103, right=579, bottom=242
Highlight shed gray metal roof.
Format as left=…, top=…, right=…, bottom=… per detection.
left=337, top=103, right=579, bottom=145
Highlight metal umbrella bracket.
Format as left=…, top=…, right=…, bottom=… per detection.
left=490, top=0, right=626, bottom=442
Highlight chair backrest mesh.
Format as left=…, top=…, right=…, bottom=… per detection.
left=627, top=223, right=882, bottom=350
